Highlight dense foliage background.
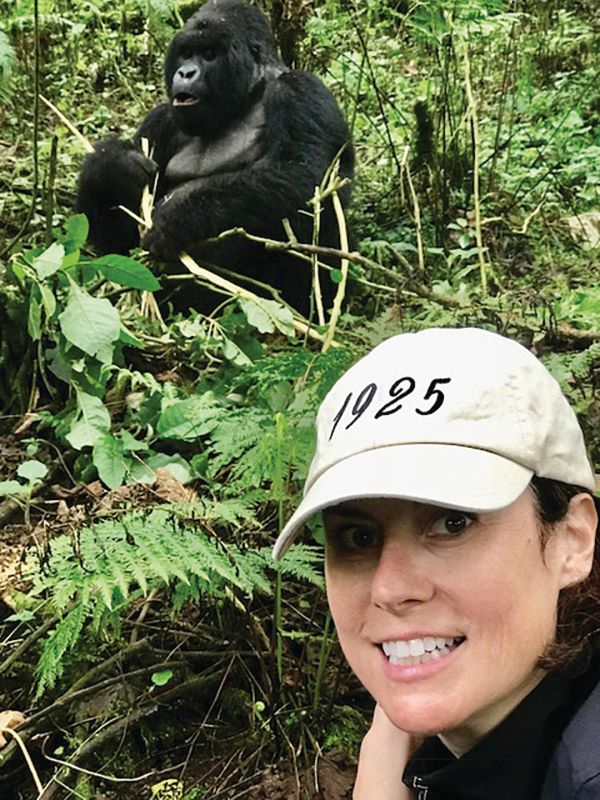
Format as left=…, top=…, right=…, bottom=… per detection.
left=0, top=0, right=598, bottom=798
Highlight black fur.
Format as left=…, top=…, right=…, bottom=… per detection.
left=76, top=0, right=354, bottom=315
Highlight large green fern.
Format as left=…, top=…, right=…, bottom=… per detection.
left=28, top=505, right=323, bottom=698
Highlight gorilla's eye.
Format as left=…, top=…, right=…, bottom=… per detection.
left=202, top=48, right=216, bottom=61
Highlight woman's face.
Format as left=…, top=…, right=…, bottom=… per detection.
left=324, top=490, right=576, bottom=755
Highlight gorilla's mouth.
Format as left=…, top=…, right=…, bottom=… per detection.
left=173, top=93, right=199, bottom=107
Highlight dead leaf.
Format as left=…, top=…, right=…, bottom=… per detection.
left=0, top=710, right=25, bottom=748
left=152, top=468, right=197, bottom=503
left=564, top=211, right=600, bottom=250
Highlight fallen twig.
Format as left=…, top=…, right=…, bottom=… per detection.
left=37, top=670, right=225, bottom=799
left=0, top=725, right=43, bottom=795
left=177, top=253, right=331, bottom=345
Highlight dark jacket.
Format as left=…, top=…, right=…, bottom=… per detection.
left=403, top=649, right=600, bottom=799
left=542, top=680, right=600, bottom=799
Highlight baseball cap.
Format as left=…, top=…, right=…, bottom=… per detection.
left=273, top=327, right=595, bottom=560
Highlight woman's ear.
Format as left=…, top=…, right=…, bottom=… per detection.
left=555, top=493, right=598, bottom=589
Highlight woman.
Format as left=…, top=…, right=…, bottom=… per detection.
left=273, top=327, right=600, bottom=799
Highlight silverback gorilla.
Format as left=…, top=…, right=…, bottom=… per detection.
left=76, top=0, right=354, bottom=316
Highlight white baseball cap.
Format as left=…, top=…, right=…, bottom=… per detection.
left=273, top=327, right=595, bottom=560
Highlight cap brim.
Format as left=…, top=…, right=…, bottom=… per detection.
left=273, top=444, right=533, bottom=560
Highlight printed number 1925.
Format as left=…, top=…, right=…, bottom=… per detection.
left=329, top=377, right=451, bottom=440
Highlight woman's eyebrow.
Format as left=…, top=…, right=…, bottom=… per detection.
left=323, top=505, right=373, bottom=520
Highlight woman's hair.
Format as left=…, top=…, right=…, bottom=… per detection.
left=532, top=476, right=600, bottom=670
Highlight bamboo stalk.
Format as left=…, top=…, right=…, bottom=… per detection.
left=462, top=43, right=488, bottom=297
left=322, top=188, right=349, bottom=352
left=178, top=253, right=329, bottom=344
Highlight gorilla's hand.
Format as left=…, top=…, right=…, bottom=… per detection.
left=141, top=192, right=190, bottom=261
left=87, top=137, right=157, bottom=203
left=77, top=136, right=160, bottom=254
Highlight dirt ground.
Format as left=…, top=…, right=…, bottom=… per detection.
left=247, top=752, right=356, bottom=799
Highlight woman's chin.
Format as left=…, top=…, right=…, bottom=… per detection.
left=377, top=696, right=462, bottom=740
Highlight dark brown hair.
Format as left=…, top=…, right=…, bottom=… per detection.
left=531, top=476, right=600, bottom=670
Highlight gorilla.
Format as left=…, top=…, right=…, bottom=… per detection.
left=77, top=0, right=354, bottom=316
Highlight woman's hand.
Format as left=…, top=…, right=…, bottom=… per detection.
left=353, top=704, right=420, bottom=799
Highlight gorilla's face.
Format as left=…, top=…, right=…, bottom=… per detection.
left=165, top=0, right=277, bottom=137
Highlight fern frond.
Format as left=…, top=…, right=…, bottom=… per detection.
left=35, top=600, right=88, bottom=699
left=233, top=549, right=273, bottom=596
left=270, top=545, right=324, bottom=589
left=27, top=507, right=282, bottom=696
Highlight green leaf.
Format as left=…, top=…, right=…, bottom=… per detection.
left=59, top=285, right=121, bottom=358
left=0, top=480, right=27, bottom=496
left=64, top=215, right=89, bottom=250
left=27, top=295, right=42, bottom=341
left=17, top=460, right=48, bottom=484
left=128, top=459, right=156, bottom=484
left=92, top=435, right=128, bottom=489
left=145, top=453, right=192, bottom=484
left=47, top=343, right=73, bottom=384
left=32, top=242, right=65, bottom=280
left=119, top=431, right=149, bottom=452
left=222, top=336, right=252, bottom=366
left=156, top=395, right=221, bottom=441
left=39, top=284, right=57, bottom=319
left=5, top=609, right=36, bottom=623
left=238, top=297, right=295, bottom=337
left=94, top=255, right=161, bottom=291
left=119, top=326, right=143, bottom=348
left=151, top=669, right=173, bottom=687
left=62, top=250, right=81, bottom=270
left=94, top=342, right=116, bottom=366
left=265, top=381, right=293, bottom=413
left=65, top=391, right=111, bottom=450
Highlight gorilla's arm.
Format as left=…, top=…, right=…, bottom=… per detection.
left=75, top=137, right=156, bottom=254
left=142, top=72, right=353, bottom=261
left=75, top=104, right=182, bottom=255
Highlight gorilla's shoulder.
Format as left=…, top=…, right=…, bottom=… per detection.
left=136, top=103, right=189, bottom=167
left=272, top=70, right=338, bottom=100
left=266, top=70, right=348, bottom=134
left=137, top=103, right=177, bottom=141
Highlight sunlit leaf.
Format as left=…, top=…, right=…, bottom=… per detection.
left=65, top=391, right=111, bottom=450
left=32, top=242, right=65, bottom=280
left=17, top=460, right=48, bottom=483
left=59, top=285, right=120, bottom=358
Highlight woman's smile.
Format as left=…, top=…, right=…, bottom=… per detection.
left=381, top=635, right=465, bottom=664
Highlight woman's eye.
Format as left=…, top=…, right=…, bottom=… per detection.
left=331, top=525, right=379, bottom=552
left=430, top=511, right=475, bottom=537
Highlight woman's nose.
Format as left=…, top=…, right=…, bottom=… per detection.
left=370, top=538, right=434, bottom=611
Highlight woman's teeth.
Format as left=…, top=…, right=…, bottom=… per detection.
left=381, top=636, right=464, bottom=665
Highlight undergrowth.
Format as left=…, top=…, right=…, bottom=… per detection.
left=0, top=0, right=598, bottom=797
left=27, top=505, right=323, bottom=698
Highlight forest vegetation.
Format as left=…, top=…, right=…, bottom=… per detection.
left=0, top=0, right=598, bottom=798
